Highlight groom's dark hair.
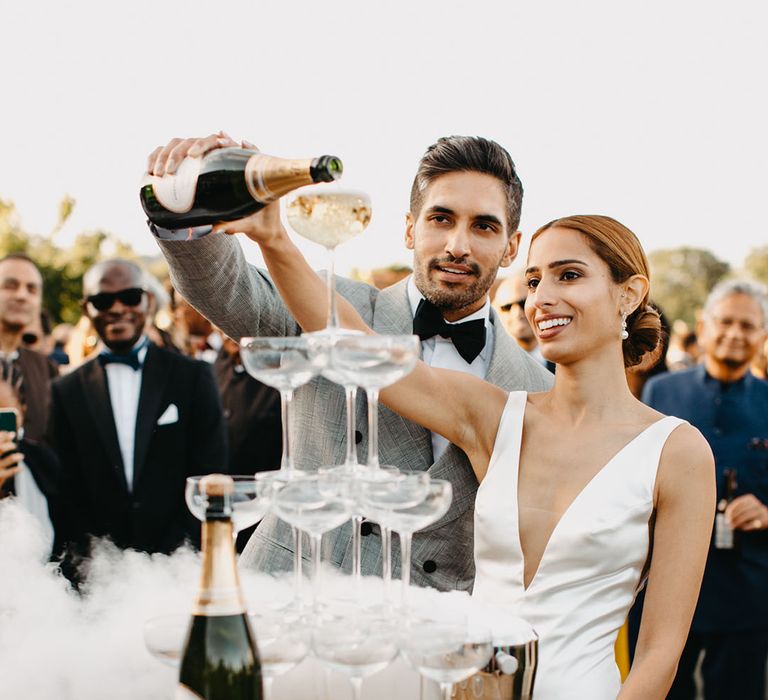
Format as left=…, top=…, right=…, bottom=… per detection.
left=409, top=136, right=523, bottom=234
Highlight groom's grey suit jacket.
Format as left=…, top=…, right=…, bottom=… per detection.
left=159, top=234, right=553, bottom=591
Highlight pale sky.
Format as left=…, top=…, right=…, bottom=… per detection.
left=2, top=0, right=766, bottom=277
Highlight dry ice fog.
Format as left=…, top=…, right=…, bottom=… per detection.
left=1, top=499, right=524, bottom=699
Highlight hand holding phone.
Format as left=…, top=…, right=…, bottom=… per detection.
left=0, top=412, right=22, bottom=492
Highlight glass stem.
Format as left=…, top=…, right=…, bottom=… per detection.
left=279, top=389, right=295, bottom=475
left=381, top=525, right=392, bottom=597
left=400, top=531, right=412, bottom=610
left=366, top=387, right=380, bottom=470
left=292, top=526, right=303, bottom=602
left=440, top=682, right=453, bottom=700
left=310, top=533, right=322, bottom=610
left=344, top=385, right=359, bottom=467
left=263, top=677, right=273, bottom=700
left=326, top=246, right=338, bottom=330
left=352, top=514, right=362, bottom=584
left=350, top=677, right=364, bottom=700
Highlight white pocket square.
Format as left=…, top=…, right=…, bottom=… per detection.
left=157, top=403, right=179, bottom=426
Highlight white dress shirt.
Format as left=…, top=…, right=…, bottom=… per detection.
left=103, top=338, right=149, bottom=492
left=407, top=277, right=494, bottom=460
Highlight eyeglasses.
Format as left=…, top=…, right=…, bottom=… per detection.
left=86, top=287, right=145, bottom=311
left=499, top=298, right=526, bottom=313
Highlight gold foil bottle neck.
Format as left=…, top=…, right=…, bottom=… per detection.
left=245, top=154, right=315, bottom=203
left=200, top=473, right=233, bottom=497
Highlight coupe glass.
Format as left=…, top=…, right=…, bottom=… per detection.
left=239, top=336, right=326, bottom=477
left=329, top=334, right=420, bottom=470
left=240, top=336, right=327, bottom=597
left=358, top=472, right=431, bottom=601
left=381, top=480, right=453, bottom=610
left=285, top=187, right=372, bottom=333
left=143, top=613, right=189, bottom=668
left=400, top=618, right=493, bottom=700
left=271, top=473, right=354, bottom=610
left=249, top=611, right=310, bottom=699
left=312, top=614, right=398, bottom=700
left=185, top=475, right=270, bottom=540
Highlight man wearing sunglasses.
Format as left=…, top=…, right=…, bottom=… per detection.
left=47, top=259, right=228, bottom=575
left=492, top=274, right=553, bottom=372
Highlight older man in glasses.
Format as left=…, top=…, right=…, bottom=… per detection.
left=47, top=259, right=227, bottom=578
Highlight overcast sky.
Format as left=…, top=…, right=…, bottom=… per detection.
left=2, top=0, right=766, bottom=277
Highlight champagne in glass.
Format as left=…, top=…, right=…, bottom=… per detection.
left=285, top=188, right=372, bottom=332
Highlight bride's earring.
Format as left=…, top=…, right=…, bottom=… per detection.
left=620, top=311, right=629, bottom=341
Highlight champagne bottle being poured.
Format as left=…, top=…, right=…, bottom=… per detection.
left=141, top=147, right=343, bottom=241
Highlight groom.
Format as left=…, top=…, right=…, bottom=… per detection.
left=147, top=133, right=554, bottom=591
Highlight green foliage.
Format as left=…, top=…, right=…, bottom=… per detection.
left=744, top=246, right=768, bottom=287
left=0, top=197, right=145, bottom=325
left=649, top=247, right=731, bottom=325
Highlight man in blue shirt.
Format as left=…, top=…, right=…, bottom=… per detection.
left=640, top=279, right=768, bottom=700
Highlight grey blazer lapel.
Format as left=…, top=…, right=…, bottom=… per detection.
left=370, top=278, right=434, bottom=471
left=370, top=278, right=414, bottom=336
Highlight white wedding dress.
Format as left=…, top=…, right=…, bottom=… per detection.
left=473, top=391, right=685, bottom=699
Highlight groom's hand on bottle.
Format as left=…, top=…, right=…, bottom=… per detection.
left=145, top=132, right=287, bottom=245
left=147, top=131, right=247, bottom=176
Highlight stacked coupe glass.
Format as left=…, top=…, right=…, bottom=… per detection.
left=145, top=186, right=529, bottom=700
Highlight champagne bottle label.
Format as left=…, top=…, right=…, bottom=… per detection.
left=175, top=684, right=205, bottom=700
left=146, top=157, right=202, bottom=213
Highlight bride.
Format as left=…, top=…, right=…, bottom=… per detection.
left=215, top=207, right=714, bottom=698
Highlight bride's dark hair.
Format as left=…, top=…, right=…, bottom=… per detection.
left=531, top=215, right=661, bottom=368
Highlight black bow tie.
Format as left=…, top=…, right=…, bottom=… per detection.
left=412, top=298, right=486, bottom=364
left=98, top=343, right=146, bottom=371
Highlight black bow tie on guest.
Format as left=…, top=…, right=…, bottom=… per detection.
left=412, top=298, right=486, bottom=364
left=98, top=344, right=145, bottom=371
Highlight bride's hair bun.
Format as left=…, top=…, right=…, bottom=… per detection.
left=623, top=304, right=662, bottom=368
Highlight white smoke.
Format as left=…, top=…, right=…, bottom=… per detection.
left=0, top=499, right=532, bottom=700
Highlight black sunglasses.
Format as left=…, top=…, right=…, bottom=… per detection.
left=86, top=287, right=145, bottom=311
left=500, top=298, right=527, bottom=312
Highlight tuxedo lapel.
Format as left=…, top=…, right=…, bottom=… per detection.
left=486, top=308, right=524, bottom=389
left=79, top=358, right=128, bottom=491
left=371, top=277, right=434, bottom=466
left=370, top=278, right=415, bottom=337
left=133, top=344, right=171, bottom=485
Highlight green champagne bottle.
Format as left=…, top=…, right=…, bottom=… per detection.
left=177, top=474, right=263, bottom=700
left=141, top=147, right=343, bottom=240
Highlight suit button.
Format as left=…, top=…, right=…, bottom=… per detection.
left=355, top=430, right=363, bottom=445
left=360, top=521, right=373, bottom=536
left=423, top=560, right=437, bottom=574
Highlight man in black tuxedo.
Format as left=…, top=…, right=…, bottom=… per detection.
left=48, top=259, right=227, bottom=563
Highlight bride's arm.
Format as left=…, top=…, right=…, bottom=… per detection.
left=618, top=423, right=715, bottom=698
left=213, top=205, right=507, bottom=477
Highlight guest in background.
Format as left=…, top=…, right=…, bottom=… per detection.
left=213, top=332, right=281, bottom=552
left=0, top=253, right=58, bottom=442
left=144, top=272, right=181, bottom=353
left=49, top=323, right=73, bottom=368
left=170, top=288, right=221, bottom=362
left=0, top=362, right=63, bottom=557
left=632, top=279, right=768, bottom=700
left=492, top=273, right=554, bottom=372
left=48, top=259, right=228, bottom=574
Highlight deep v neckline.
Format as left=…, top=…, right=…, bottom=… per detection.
left=512, top=392, right=668, bottom=592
